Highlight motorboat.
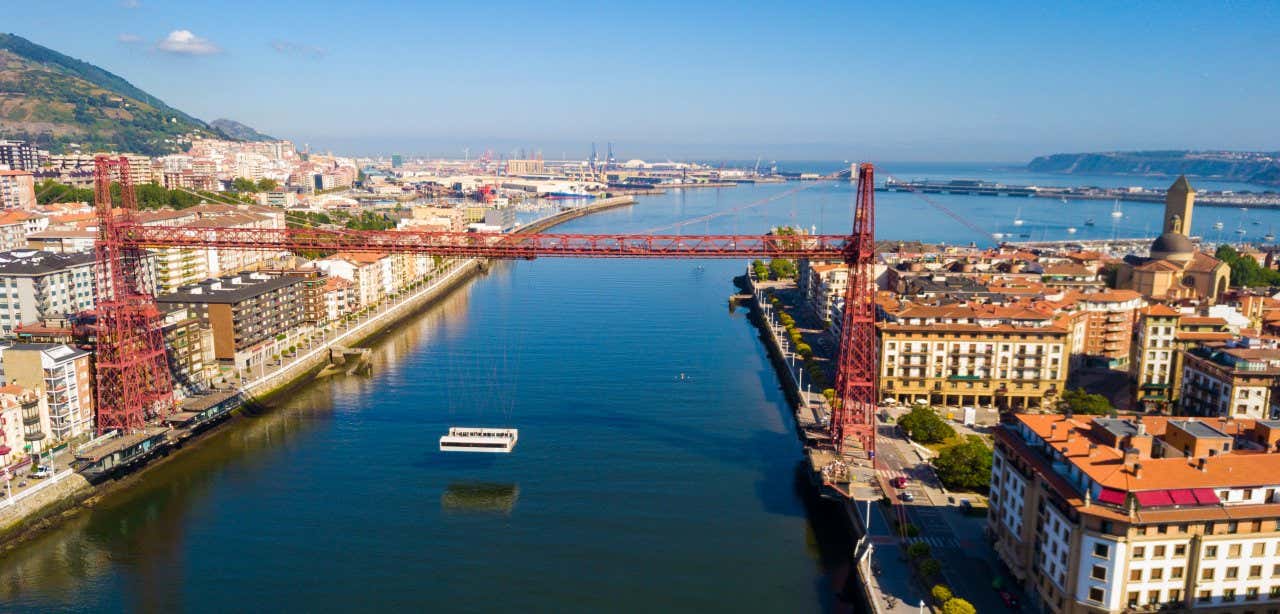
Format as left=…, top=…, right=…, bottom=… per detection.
left=439, top=427, right=519, bottom=453
left=1110, top=201, right=1123, bottom=218
left=1012, top=207, right=1024, bottom=226
left=1066, top=227, right=1077, bottom=234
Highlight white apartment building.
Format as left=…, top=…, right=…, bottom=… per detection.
left=0, top=250, right=96, bottom=336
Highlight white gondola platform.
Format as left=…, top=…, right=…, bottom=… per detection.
left=439, top=427, right=519, bottom=453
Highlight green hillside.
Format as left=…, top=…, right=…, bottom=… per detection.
left=0, top=32, right=226, bottom=155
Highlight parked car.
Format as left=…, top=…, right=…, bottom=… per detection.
left=891, top=476, right=909, bottom=489
left=998, top=590, right=1019, bottom=609
left=900, top=492, right=915, bottom=502
left=30, top=465, right=53, bottom=479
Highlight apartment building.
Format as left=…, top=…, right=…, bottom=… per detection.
left=155, top=273, right=307, bottom=369
left=1181, top=346, right=1280, bottom=419
left=992, top=413, right=1280, bottom=613
left=1070, top=290, right=1147, bottom=369
left=322, top=277, right=353, bottom=323
left=0, top=170, right=36, bottom=210
left=0, top=210, right=48, bottom=251
left=0, top=385, right=49, bottom=461
left=161, top=306, right=215, bottom=397
left=316, top=252, right=389, bottom=308
left=1131, top=306, right=1234, bottom=411
left=0, top=140, right=39, bottom=171
left=0, top=250, right=96, bottom=336
left=1, top=343, right=93, bottom=442
left=801, top=262, right=849, bottom=323
left=879, top=304, right=1069, bottom=410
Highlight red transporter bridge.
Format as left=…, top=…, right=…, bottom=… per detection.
left=90, top=156, right=882, bottom=469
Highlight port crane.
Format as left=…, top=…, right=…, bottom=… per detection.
left=90, top=156, right=882, bottom=463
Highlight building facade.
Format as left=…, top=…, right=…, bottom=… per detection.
left=0, top=140, right=39, bottom=171
left=879, top=305, right=1069, bottom=410
left=0, top=250, right=96, bottom=336
left=0, top=170, right=36, bottom=210
left=1, top=344, right=93, bottom=442
left=993, top=413, right=1280, bottom=613
left=155, top=273, right=307, bottom=369
left=1181, top=346, right=1280, bottom=419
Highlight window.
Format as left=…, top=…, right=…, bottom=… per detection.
left=1148, top=592, right=1161, bottom=605
left=1154, top=545, right=1166, bottom=558
left=1128, top=592, right=1140, bottom=607
left=1229, top=521, right=1240, bottom=533
left=1150, top=568, right=1163, bottom=581
left=1206, top=545, right=1219, bottom=558
left=1203, top=568, right=1216, bottom=581
left=1092, top=565, right=1107, bottom=581
left=1089, top=587, right=1105, bottom=603
left=1230, top=544, right=1243, bottom=557
left=1256, top=543, right=1267, bottom=557
left=1225, top=588, right=1237, bottom=602
left=1130, top=569, right=1143, bottom=582
left=1248, top=587, right=1260, bottom=600
left=1226, top=567, right=1240, bottom=580
left=1134, top=546, right=1146, bottom=559
left=1252, top=565, right=1263, bottom=579
left=1272, top=587, right=1280, bottom=598
left=1094, top=543, right=1110, bottom=558
left=1175, top=544, right=1187, bottom=556
left=1172, top=566, right=1184, bottom=579
left=1168, top=589, right=1182, bottom=603
left=1198, top=590, right=1212, bottom=603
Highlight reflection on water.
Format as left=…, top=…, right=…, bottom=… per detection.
left=441, top=482, right=519, bottom=515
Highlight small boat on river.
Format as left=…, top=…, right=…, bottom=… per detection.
left=439, top=427, right=519, bottom=453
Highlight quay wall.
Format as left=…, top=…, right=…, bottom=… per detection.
left=0, top=194, right=638, bottom=548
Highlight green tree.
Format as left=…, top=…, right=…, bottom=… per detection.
left=941, top=598, right=977, bottom=614
left=931, top=585, right=953, bottom=605
left=907, top=541, right=931, bottom=559
left=918, top=558, right=942, bottom=577
left=232, top=177, right=258, bottom=193
left=769, top=258, right=797, bottom=279
left=896, top=405, right=955, bottom=444
left=1216, top=244, right=1279, bottom=287
left=1060, top=387, right=1114, bottom=415
left=933, top=439, right=993, bottom=491
left=752, top=259, right=770, bottom=280
left=256, top=178, right=279, bottom=192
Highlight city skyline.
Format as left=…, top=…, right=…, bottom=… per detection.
left=6, top=1, right=1279, bottom=160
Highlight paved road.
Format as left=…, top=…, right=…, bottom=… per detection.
left=875, top=424, right=1029, bottom=613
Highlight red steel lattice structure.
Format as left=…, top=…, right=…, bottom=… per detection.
left=93, top=156, right=175, bottom=433
left=832, top=164, right=878, bottom=458
left=94, top=157, right=880, bottom=455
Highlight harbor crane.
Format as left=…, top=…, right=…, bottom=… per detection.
left=90, top=156, right=882, bottom=462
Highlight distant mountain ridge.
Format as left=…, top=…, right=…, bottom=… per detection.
left=0, top=32, right=225, bottom=155
left=1028, top=150, right=1280, bottom=187
left=210, top=118, right=275, bottom=142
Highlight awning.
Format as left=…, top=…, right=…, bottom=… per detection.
left=1169, top=489, right=1197, bottom=505
left=0, top=445, right=10, bottom=455
left=1097, top=487, right=1126, bottom=505
left=1192, top=488, right=1221, bottom=505
left=1135, top=490, right=1175, bottom=507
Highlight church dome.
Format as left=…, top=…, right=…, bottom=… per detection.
left=1150, top=232, right=1195, bottom=261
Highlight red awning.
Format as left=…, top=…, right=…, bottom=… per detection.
left=0, top=445, right=10, bottom=455
left=1192, top=488, right=1221, bottom=505
left=1097, top=487, right=1126, bottom=505
left=1135, top=490, right=1175, bottom=507
left=1169, top=489, right=1197, bottom=505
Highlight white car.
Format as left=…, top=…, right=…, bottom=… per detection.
left=30, top=465, right=53, bottom=479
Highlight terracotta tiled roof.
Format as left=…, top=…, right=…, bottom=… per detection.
left=1186, top=251, right=1225, bottom=273
left=1140, top=304, right=1182, bottom=317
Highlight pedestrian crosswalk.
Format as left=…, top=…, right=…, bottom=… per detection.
left=905, top=536, right=958, bottom=549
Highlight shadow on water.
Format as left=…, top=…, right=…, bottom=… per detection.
left=440, top=482, right=519, bottom=515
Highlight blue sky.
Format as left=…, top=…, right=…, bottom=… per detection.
left=7, top=1, right=1279, bottom=161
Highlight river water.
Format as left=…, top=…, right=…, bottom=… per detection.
left=2, top=164, right=1277, bottom=612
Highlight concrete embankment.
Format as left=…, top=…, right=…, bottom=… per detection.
left=0, top=195, right=638, bottom=549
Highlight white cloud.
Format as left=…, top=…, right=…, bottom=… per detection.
left=271, top=40, right=326, bottom=59
left=156, top=30, right=221, bottom=56
left=117, top=33, right=143, bottom=44
left=120, top=0, right=141, bottom=8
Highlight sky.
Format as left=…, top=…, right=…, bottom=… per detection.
left=6, top=1, right=1279, bottom=161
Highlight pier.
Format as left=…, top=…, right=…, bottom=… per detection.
left=882, top=177, right=1280, bottom=208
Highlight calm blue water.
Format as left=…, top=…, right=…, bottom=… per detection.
left=3, top=163, right=1277, bottom=612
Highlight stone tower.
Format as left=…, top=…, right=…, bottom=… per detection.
left=1163, top=175, right=1195, bottom=236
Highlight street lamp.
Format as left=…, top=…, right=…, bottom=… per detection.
left=918, top=599, right=925, bottom=613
